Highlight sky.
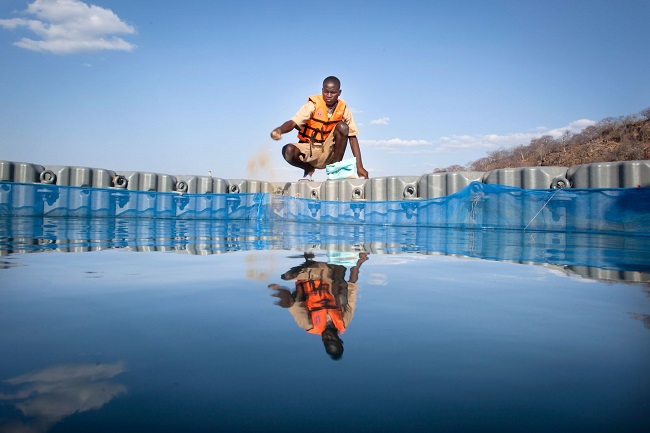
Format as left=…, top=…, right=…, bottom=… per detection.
left=1, top=0, right=649, bottom=182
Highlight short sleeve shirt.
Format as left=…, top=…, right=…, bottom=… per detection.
left=290, top=100, right=360, bottom=137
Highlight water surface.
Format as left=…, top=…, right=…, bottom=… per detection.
left=1, top=217, right=649, bottom=433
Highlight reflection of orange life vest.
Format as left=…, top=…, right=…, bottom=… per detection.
left=297, top=95, right=347, bottom=143
left=296, top=279, right=346, bottom=335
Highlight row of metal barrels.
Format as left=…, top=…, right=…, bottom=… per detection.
left=1, top=159, right=648, bottom=201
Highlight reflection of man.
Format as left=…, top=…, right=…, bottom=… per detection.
left=268, top=252, right=368, bottom=360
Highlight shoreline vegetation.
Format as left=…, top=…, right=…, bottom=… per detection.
left=435, top=107, right=650, bottom=173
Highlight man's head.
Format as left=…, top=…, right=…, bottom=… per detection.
left=321, top=324, right=344, bottom=360
left=322, top=76, right=342, bottom=108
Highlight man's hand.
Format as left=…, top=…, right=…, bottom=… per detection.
left=270, top=128, right=282, bottom=140
left=268, top=284, right=293, bottom=308
left=357, top=166, right=369, bottom=179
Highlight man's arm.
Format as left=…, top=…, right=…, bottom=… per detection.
left=348, top=252, right=368, bottom=284
left=270, top=120, right=298, bottom=140
left=349, top=136, right=369, bottom=178
left=268, top=284, right=295, bottom=308
left=271, top=102, right=315, bottom=140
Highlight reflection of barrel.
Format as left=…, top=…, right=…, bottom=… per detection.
left=568, top=266, right=650, bottom=283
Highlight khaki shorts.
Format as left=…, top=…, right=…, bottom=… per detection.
left=292, top=131, right=337, bottom=169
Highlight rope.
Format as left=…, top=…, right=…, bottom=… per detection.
left=524, top=188, right=563, bottom=231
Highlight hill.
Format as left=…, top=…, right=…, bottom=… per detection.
left=435, top=107, right=650, bottom=173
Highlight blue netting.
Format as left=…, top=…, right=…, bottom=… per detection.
left=1, top=181, right=649, bottom=234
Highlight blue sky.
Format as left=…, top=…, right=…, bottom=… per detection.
left=1, top=0, right=648, bottom=181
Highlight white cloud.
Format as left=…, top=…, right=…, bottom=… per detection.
left=435, top=133, right=534, bottom=152
left=434, top=119, right=596, bottom=153
left=357, top=118, right=597, bottom=158
left=0, top=0, right=136, bottom=54
left=370, top=116, right=390, bottom=125
left=544, top=119, right=595, bottom=137
left=359, top=138, right=432, bottom=149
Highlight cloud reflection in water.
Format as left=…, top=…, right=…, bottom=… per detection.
left=0, top=362, right=127, bottom=433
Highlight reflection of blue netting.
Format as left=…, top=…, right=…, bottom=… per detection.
left=2, top=181, right=649, bottom=234
left=2, top=217, right=649, bottom=280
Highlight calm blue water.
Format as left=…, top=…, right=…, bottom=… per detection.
left=1, top=216, right=649, bottom=433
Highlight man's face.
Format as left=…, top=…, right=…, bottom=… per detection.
left=322, top=82, right=341, bottom=107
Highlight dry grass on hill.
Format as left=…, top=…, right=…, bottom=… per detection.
left=435, top=108, right=650, bottom=173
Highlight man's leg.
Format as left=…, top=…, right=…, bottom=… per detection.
left=282, top=144, right=315, bottom=177
left=331, top=122, right=350, bottom=163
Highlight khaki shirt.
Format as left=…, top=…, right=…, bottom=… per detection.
left=290, top=101, right=360, bottom=137
left=286, top=262, right=359, bottom=332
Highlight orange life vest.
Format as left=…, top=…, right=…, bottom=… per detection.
left=297, top=94, right=347, bottom=143
left=296, top=279, right=346, bottom=335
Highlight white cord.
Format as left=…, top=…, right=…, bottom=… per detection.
left=524, top=188, right=563, bottom=231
